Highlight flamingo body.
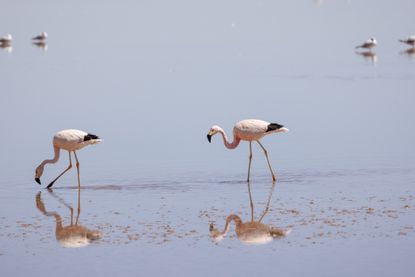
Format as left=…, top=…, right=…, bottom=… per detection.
left=234, top=119, right=285, bottom=141
left=53, top=129, right=101, bottom=151
left=207, top=119, right=288, bottom=182
left=35, top=129, right=101, bottom=188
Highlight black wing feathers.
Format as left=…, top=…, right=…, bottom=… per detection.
left=266, top=123, right=284, bottom=132
left=83, top=133, right=99, bottom=141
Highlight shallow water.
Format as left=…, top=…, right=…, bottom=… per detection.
left=1, top=1, right=415, bottom=276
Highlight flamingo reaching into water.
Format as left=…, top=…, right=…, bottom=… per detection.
left=35, top=129, right=102, bottom=189
left=207, top=119, right=289, bottom=182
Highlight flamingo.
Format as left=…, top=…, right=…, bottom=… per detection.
left=399, top=35, right=415, bottom=47
left=207, top=119, right=289, bottom=182
left=32, top=32, right=48, bottom=41
left=355, top=37, right=377, bottom=50
left=0, top=34, right=12, bottom=44
left=34, top=129, right=102, bottom=189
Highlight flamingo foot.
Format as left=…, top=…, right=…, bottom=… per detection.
left=46, top=181, right=55, bottom=189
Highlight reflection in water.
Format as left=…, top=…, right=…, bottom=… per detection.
left=35, top=189, right=101, bottom=248
left=355, top=50, right=377, bottom=65
left=0, top=42, right=12, bottom=54
left=209, top=183, right=290, bottom=245
left=32, top=41, right=48, bottom=52
left=400, top=47, right=415, bottom=58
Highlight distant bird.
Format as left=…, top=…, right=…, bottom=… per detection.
left=35, top=129, right=102, bottom=188
left=32, top=31, right=48, bottom=41
left=399, top=35, right=415, bottom=47
left=0, top=34, right=12, bottom=44
left=207, top=119, right=289, bottom=182
left=355, top=37, right=377, bottom=50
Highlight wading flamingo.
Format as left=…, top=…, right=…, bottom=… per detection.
left=210, top=182, right=291, bottom=245
left=32, top=32, right=48, bottom=41
left=34, top=129, right=102, bottom=189
left=207, top=119, right=288, bottom=182
left=399, top=35, right=415, bottom=47
left=355, top=37, right=377, bottom=50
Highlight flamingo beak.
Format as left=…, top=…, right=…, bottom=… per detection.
left=207, top=134, right=212, bottom=143
left=35, top=178, right=41, bottom=185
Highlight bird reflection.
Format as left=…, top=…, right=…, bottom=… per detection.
left=35, top=189, right=101, bottom=248
left=0, top=42, right=12, bottom=54
left=400, top=47, right=415, bottom=58
left=209, top=182, right=290, bottom=245
left=32, top=41, right=48, bottom=52
left=355, top=50, right=377, bottom=65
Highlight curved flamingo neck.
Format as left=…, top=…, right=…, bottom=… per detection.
left=218, top=127, right=240, bottom=149
left=40, top=146, right=60, bottom=168
left=219, top=214, right=243, bottom=236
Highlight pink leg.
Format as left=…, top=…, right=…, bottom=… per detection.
left=256, top=140, right=276, bottom=183
left=247, top=141, right=253, bottom=182
left=47, top=151, right=72, bottom=189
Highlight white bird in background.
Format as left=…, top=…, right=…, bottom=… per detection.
left=32, top=31, right=48, bottom=41
left=399, top=35, right=415, bottom=47
left=35, top=129, right=102, bottom=189
left=0, top=34, right=12, bottom=44
left=207, top=119, right=289, bottom=183
left=355, top=37, right=377, bottom=50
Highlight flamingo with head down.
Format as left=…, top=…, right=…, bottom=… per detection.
left=207, top=119, right=289, bottom=183
left=34, top=129, right=102, bottom=189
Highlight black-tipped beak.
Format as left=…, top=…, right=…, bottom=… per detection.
left=35, top=178, right=41, bottom=185
left=207, top=134, right=212, bottom=143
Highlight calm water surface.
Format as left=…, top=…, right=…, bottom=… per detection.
left=1, top=1, right=414, bottom=276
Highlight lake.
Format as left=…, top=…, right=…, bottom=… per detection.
left=0, top=1, right=414, bottom=276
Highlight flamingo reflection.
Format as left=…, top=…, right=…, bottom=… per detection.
left=35, top=189, right=101, bottom=248
left=209, top=182, right=290, bottom=245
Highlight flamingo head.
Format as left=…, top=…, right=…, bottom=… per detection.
left=35, top=164, right=44, bottom=185
left=209, top=223, right=225, bottom=242
left=207, top=125, right=221, bottom=143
